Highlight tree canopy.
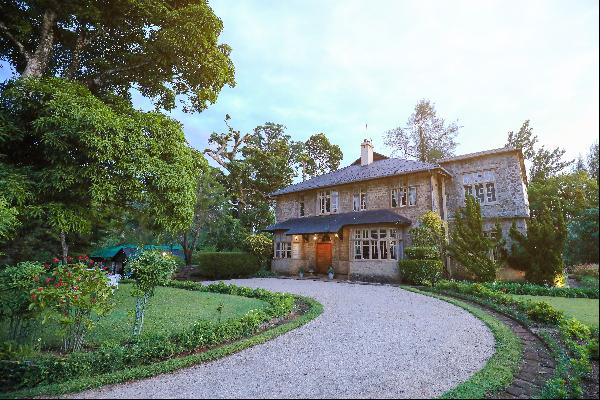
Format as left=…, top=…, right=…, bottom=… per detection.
left=384, top=99, right=460, bottom=162
left=0, top=77, right=199, bottom=262
left=0, top=0, right=235, bottom=112
left=296, top=133, right=343, bottom=180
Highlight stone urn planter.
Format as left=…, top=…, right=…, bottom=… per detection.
left=328, top=266, right=334, bottom=280
left=298, top=268, right=304, bottom=279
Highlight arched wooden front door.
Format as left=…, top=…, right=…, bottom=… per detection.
left=316, top=242, right=332, bottom=274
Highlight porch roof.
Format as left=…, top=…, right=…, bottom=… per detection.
left=264, top=209, right=412, bottom=235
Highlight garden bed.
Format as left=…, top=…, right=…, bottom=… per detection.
left=0, top=281, right=323, bottom=398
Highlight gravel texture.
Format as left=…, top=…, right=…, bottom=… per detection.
left=73, top=279, right=495, bottom=399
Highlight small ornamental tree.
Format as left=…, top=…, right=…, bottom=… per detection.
left=128, top=250, right=177, bottom=336
left=29, top=262, right=114, bottom=352
left=411, top=211, right=446, bottom=258
left=510, top=203, right=568, bottom=285
left=0, top=261, right=45, bottom=341
left=243, top=233, right=273, bottom=269
left=447, top=196, right=504, bottom=282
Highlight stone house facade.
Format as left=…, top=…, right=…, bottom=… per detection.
left=265, top=140, right=529, bottom=282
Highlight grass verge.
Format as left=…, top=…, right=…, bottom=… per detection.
left=510, top=295, right=599, bottom=329
left=1, top=296, right=323, bottom=399
left=403, top=287, right=522, bottom=399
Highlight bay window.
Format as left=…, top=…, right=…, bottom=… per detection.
left=352, top=228, right=399, bottom=260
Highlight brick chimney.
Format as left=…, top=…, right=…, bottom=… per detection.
left=360, top=139, right=373, bottom=166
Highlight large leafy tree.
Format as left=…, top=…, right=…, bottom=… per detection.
left=384, top=99, right=460, bottom=162
left=295, top=133, right=343, bottom=180
left=0, top=0, right=235, bottom=112
left=204, top=117, right=297, bottom=231
left=506, top=120, right=572, bottom=182
left=564, top=208, right=599, bottom=266
left=0, top=77, right=199, bottom=262
left=588, top=141, right=599, bottom=179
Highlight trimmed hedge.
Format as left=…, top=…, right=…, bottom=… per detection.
left=398, top=259, right=444, bottom=286
left=193, top=252, right=261, bottom=279
left=404, top=246, right=439, bottom=260
left=1, top=281, right=294, bottom=392
left=483, top=281, right=599, bottom=299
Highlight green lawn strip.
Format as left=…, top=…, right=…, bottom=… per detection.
left=403, top=287, right=522, bottom=399
left=510, top=295, right=599, bottom=329
left=1, top=296, right=323, bottom=399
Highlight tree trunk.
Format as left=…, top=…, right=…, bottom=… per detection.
left=182, top=234, right=192, bottom=266
left=60, top=231, right=69, bottom=264
left=65, top=28, right=86, bottom=79
left=22, top=8, right=57, bottom=78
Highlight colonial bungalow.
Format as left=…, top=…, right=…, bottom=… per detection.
left=90, top=244, right=184, bottom=274
left=265, top=139, right=529, bottom=282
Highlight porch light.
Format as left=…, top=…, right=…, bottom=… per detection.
left=334, top=233, right=338, bottom=238
left=313, top=235, right=317, bottom=240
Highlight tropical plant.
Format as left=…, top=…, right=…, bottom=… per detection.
left=128, top=250, right=177, bottom=336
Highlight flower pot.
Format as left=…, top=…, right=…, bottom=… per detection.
left=299, top=272, right=304, bottom=279
left=328, top=272, right=334, bottom=280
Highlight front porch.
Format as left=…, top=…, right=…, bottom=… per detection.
left=266, top=210, right=412, bottom=282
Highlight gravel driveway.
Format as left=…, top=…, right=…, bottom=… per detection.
left=73, top=279, right=495, bottom=399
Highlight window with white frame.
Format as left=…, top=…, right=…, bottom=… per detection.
left=463, top=170, right=497, bottom=205
left=274, top=238, right=292, bottom=258
left=299, top=196, right=305, bottom=217
left=352, top=228, right=399, bottom=260
left=318, top=190, right=338, bottom=214
left=353, top=189, right=367, bottom=211
left=391, top=187, right=410, bottom=208
left=408, top=186, right=417, bottom=206
left=486, top=183, right=496, bottom=202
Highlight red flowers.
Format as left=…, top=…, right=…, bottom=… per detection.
left=43, top=263, right=50, bottom=270
left=37, top=287, right=44, bottom=292
left=67, top=256, right=73, bottom=263
left=31, top=293, right=37, bottom=300
left=52, top=257, right=60, bottom=263
left=45, top=277, right=53, bottom=284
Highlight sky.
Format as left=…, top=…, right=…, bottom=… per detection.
left=2, top=0, right=598, bottom=167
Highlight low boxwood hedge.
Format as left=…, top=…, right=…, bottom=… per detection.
left=192, top=252, right=261, bottom=279
left=483, top=281, right=599, bottom=299
left=1, top=281, right=295, bottom=392
left=398, top=259, right=444, bottom=286
left=431, top=280, right=598, bottom=399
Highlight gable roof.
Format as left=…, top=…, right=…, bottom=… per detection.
left=350, top=151, right=389, bottom=165
left=270, top=158, right=449, bottom=197
left=438, top=147, right=520, bottom=163
left=264, top=209, right=411, bottom=234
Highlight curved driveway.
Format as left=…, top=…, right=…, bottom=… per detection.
left=75, top=279, right=495, bottom=399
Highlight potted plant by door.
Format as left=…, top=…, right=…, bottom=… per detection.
left=328, top=266, right=334, bottom=280
left=298, top=268, right=304, bottom=279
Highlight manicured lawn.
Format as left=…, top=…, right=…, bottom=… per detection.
left=2, top=283, right=268, bottom=349
left=512, top=295, right=599, bottom=328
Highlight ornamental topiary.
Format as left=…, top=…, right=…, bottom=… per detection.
left=127, top=250, right=178, bottom=336
left=399, top=246, right=444, bottom=286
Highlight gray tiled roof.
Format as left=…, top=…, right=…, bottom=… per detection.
left=438, top=147, right=519, bottom=163
left=264, top=209, right=412, bottom=234
left=271, top=158, right=447, bottom=196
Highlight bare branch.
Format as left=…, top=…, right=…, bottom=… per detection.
left=0, top=21, right=30, bottom=60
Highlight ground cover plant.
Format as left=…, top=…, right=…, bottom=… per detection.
left=483, top=281, right=599, bottom=299
left=0, top=280, right=302, bottom=393
left=431, top=280, right=598, bottom=399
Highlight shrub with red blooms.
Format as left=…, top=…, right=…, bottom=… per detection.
left=29, top=263, right=114, bottom=352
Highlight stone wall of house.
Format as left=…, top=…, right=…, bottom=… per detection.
left=274, top=172, right=437, bottom=223
left=440, top=151, right=529, bottom=222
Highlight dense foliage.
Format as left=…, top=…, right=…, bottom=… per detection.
left=509, top=201, right=567, bottom=285
left=564, top=208, right=599, bottom=266
left=193, top=252, right=261, bottom=280
left=483, top=281, right=598, bottom=299
left=127, top=250, right=178, bottom=336
left=243, top=233, right=273, bottom=269
left=447, top=196, right=502, bottom=281
left=0, top=78, right=200, bottom=263
left=1, top=281, right=296, bottom=392
left=398, top=246, right=444, bottom=286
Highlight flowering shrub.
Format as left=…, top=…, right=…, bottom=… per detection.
left=127, top=250, right=177, bottom=336
left=28, top=263, right=114, bottom=352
